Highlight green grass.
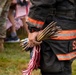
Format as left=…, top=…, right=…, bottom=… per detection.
left=0, top=29, right=76, bottom=75
left=72, top=60, right=76, bottom=75
left=0, top=43, right=30, bottom=75
left=0, top=43, right=75, bottom=75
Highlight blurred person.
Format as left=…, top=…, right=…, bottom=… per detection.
left=5, top=0, right=30, bottom=43
left=0, top=0, right=11, bottom=51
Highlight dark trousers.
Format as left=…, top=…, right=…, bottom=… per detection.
left=41, top=61, right=72, bottom=75
left=41, top=71, right=71, bottom=75
left=42, top=72, right=65, bottom=75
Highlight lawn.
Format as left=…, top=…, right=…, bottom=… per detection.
left=0, top=30, right=76, bottom=75
left=0, top=43, right=75, bottom=75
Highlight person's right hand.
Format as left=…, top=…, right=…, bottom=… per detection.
left=27, top=32, right=42, bottom=48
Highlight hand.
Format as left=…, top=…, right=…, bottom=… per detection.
left=20, top=31, right=42, bottom=51
left=28, top=32, right=42, bottom=47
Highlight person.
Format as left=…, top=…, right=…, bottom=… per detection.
left=25, top=0, right=76, bottom=75
left=5, top=0, right=30, bottom=43
left=0, top=0, right=11, bottom=51
left=5, top=5, right=20, bottom=43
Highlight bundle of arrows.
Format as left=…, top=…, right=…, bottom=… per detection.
left=21, top=21, right=61, bottom=51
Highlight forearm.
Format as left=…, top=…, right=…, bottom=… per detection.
left=8, top=9, right=16, bottom=26
left=8, top=8, right=17, bottom=32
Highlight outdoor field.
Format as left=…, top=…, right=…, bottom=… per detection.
left=0, top=43, right=76, bottom=75
left=0, top=30, right=76, bottom=75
